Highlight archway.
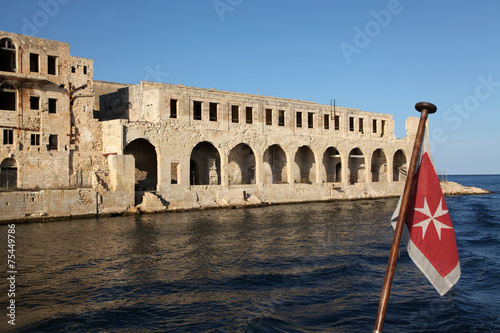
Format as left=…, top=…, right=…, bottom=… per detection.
left=228, top=143, right=256, bottom=185
left=323, top=147, right=341, bottom=182
left=348, top=148, right=365, bottom=184
left=263, top=144, right=287, bottom=184
left=190, top=141, right=221, bottom=185
left=124, top=139, right=157, bottom=191
left=0, top=158, right=17, bottom=189
left=0, top=38, right=16, bottom=72
left=393, top=150, right=407, bottom=181
left=294, top=146, right=316, bottom=183
left=371, top=149, right=387, bottom=182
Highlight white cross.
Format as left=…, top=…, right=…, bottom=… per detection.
left=413, top=197, right=452, bottom=240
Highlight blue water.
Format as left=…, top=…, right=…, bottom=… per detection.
left=1, top=175, right=499, bottom=332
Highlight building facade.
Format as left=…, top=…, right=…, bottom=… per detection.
left=0, top=31, right=417, bottom=221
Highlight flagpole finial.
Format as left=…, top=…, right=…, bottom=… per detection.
left=415, top=102, right=437, bottom=114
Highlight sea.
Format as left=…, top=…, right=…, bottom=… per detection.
left=1, top=174, right=499, bottom=333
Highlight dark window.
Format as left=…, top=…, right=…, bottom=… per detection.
left=0, top=83, right=16, bottom=111
left=48, top=134, right=58, bottom=150
left=83, top=66, right=87, bottom=75
left=231, top=105, right=239, bottom=123
left=193, top=101, right=202, bottom=120
left=3, top=130, right=13, bottom=145
left=349, top=117, right=354, bottom=131
left=324, top=114, right=330, bottom=129
left=265, top=109, right=273, bottom=125
left=30, top=53, right=39, bottom=72
left=381, top=120, right=386, bottom=136
left=30, top=96, right=40, bottom=110
left=170, top=99, right=177, bottom=118
left=48, top=55, right=57, bottom=75
left=335, top=115, right=340, bottom=130
left=246, top=107, right=253, bottom=124
left=359, top=118, right=364, bottom=133
left=71, top=66, right=76, bottom=73
left=373, top=119, right=377, bottom=133
left=296, top=112, right=302, bottom=128
left=30, top=134, right=40, bottom=146
left=48, top=98, right=57, bottom=114
left=278, top=110, right=285, bottom=126
left=209, top=102, right=218, bottom=121
left=0, top=38, right=16, bottom=72
left=308, top=113, right=314, bottom=129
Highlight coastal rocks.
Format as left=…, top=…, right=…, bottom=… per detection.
left=440, top=181, right=492, bottom=196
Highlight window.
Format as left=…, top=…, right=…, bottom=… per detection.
left=47, top=55, right=57, bottom=75
left=3, top=130, right=13, bottom=145
left=48, top=98, right=57, bottom=114
left=278, top=110, right=285, bottom=126
left=30, top=134, right=40, bottom=146
left=324, top=114, right=330, bottom=129
left=246, top=107, right=253, bottom=124
left=231, top=105, right=239, bottom=123
left=71, top=66, right=75, bottom=73
left=373, top=119, right=377, bottom=133
left=209, top=102, right=218, bottom=121
left=349, top=117, right=354, bottom=131
left=308, top=113, right=314, bottom=129
left=265, top=109, right=272, bottom=125
left=30, top=53, right=39, bottom=72
left=0, top=38, right=16, bottom=72
left=48, top=134, right=58, bottom=150
left=381, top=120, right=386, bottom=136
left=359, top=118, right=364, bottom=133
left=0, top=83, right=16, bottom=111
left=334, top=115, right=340, bottom=130
left=83, top=66, right=87, bottom=75
left=170, top=99, right=177, bottom=118
left=193, top=101, right=202, bottom=120
left=30, top=96, right=40, bottom=109
left=296, top=112, right=302, bottom=128
left=171, top=163, right=179, bottom=184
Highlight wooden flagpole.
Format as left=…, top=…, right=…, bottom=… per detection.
left=373, top=102, right=437, bottom=333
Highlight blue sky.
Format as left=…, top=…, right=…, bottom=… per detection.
left=2, top=0, right=499, bottom=174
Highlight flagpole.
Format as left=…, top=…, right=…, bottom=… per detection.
left=373, top=102, right=437, bottom=333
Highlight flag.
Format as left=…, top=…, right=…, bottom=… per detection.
left=391, top=126, right=460, bottom=296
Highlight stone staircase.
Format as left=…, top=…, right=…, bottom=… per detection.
left=137, top=191, right=168, bottom=213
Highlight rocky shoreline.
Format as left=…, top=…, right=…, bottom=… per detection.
left=440, top=181, right=493, bottom=196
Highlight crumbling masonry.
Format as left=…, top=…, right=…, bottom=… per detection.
left=0, top=31, right=418, bottom=222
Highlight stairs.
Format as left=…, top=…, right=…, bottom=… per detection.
left=137, top=191, right=168, bottom=213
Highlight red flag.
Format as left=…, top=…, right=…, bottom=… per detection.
left=392, top=128, right=460, bottom=296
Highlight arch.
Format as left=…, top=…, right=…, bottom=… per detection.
left=0, top=83, right=17, bottom=111
left=263, top=144, right=287, bottom=184
left=393, top=149, right=407, bottom=182
left=0, top=158, right=17, bottom=189
left=190, top=141, right=221, bottom=185
left=124, top=138, right=158, bottom=191
left=0, top=38, right=16, bottom=72
left=228, top=143, right=256, bottom=185
left=371, top=149, right=387, bottom=182
left=294, top=146, right=316, bottom=183
left=348, top=148, right=365, bottom=184
left=323, top=147, right=341, bottom=182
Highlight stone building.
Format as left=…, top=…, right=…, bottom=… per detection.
left=0, top=31, right=416, bottom=221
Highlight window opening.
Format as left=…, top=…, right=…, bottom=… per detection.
left=324, top=114, right=330, bottom=129
left=170, top=99, right=177, bottom=118
left=193, top=101, right=202, bottom=120
left=246, top=107, right=253, bottom=124
left=30, top=96, right=40, bottom=109
left=31, top=134, right=40, bottom=146
left=30, top=53, right=39, bottom=72
left=296, top=112, right=302, bottom=128
left=48, top=98, right=57, bottom=114
left=266, top=109, right=272, bottom=125
left=0, top=83, right=16, bottom=111
left=209, top=102, right=218, bottom=121
left=3, top=129, right=13, bottom=145
left=171, top=163, right=179, bottom=184
left=48, top=134, right=58, bottom=150
left=373, top=119, right=377, bottom=133
left=0, top=38, right=16, bottom=72
left=381, top=120, right=386, bottom=136
left=71, top=66, right=76, bottom=73
left=308, top=112, right=314, bottom=129
left=83, top=66, right=87, bottom=74
left=359, top=118, right=364, bottom=133
left=335, top=115, right=340, bottom=130
left=47, top=55, right=57, bottom=75
left=349, top=117, right=354, bottom=131
left=232, top=105, right=239, bottom=123
left=278, top=110, right=285, bottom=126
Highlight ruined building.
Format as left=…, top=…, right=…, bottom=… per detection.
left=0, top=31, right=416, bottom=222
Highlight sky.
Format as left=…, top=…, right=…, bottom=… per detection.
left=1, top=0, right=499, bottom=174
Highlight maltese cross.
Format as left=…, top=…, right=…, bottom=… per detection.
left=413, top=197, right=452, bottom=240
